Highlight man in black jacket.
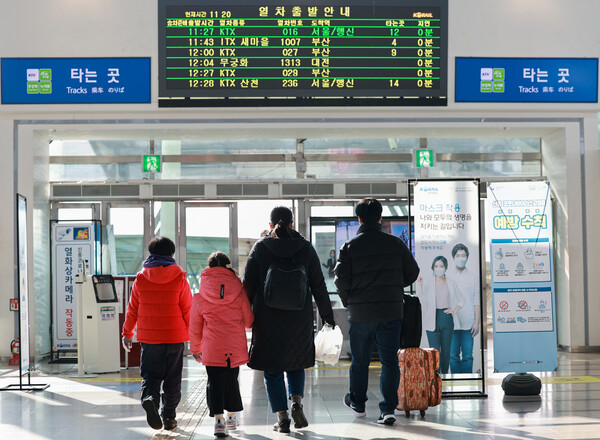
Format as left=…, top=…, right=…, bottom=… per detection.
left=334, top=198, right=420, bottom=425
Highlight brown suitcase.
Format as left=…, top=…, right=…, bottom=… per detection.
left=423, top=348, right=442, bottom=407
left=397, top=347, right=442, bottom=417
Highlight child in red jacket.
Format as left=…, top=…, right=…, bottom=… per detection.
left=122, top=236, right=192, bottom=431
left=190, top=251, right=254, bottom=438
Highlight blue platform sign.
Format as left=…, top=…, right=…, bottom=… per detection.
left=455, top=57, right=598, bottom=103
left=1, top=58, right=150, bottom=104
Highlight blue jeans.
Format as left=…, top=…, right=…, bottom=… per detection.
left=450, top=329, right=474, bottom=373
left=426, top=309, right=454, bottom=374
left=264, top=370, right=305, bottom=413
left=348, top=319, right=402, bottom=414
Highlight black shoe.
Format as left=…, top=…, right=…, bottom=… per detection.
left=377, top=413, right=396, bottom=425
left=291, top=402, right=309, bottom=429
left=163, top=417, right=177, bottom=430
left=343, top=393, right=366, bottom=418
left=142, top=399, right=163, bottom=430
left=273, top=418, right=291, bottom=433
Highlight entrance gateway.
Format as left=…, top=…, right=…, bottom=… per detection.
left=20, top=114, right=583, bottom=394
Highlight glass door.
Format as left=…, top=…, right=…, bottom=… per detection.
left=107, top=203, right=150, bottom=276
left=180, top=202, right=238, bottom=293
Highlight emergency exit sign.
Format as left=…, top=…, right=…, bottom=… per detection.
left=143, top=155, right=161, bottom=173
left=416, top=150, right=435, bottom=168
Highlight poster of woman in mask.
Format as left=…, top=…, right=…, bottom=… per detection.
left=417, top=255, right=464, bottom=374
left=411, top=179, right=482, bottom=378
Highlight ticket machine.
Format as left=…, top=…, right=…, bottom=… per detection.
left=76, top=272, right=120, bottom=373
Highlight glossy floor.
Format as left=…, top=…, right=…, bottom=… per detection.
left=1, top=351, right=600, bottom=440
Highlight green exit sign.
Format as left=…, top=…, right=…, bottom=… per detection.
left=143, top=155, right=161, bottom=172
left=415, top=150, right=434, bottom=168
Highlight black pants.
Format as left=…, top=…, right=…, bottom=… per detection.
left=205, top=363, right=243, bottom=417
left=140, top=342, right=184, bottom=419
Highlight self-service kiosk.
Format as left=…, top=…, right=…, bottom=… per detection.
left=75, top=272, right=120, bottom=373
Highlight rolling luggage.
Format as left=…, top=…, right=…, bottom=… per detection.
left=397, top=347, right=442, bottom=417
left=400, top=293, right=422, bottom=349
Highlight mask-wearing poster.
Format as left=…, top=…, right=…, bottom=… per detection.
left=412, top=179, right=482, bottom=379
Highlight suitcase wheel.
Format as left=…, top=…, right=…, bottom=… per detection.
left=404, top=411, right=410, bottom=418
left=419, top=410, right=426, bottom=418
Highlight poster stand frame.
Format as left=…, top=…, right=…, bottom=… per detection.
left=0, top=194, right=48, bottom=392
left=408, top=178, right=487, bottom=399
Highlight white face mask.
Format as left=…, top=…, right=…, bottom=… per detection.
left=455, top=257, right=467, bottom=268
left=433, top=267, right=446, bottom=277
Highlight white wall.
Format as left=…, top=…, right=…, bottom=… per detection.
left=583, top=116, right=600, bottom=346
left=0, top=120, right=15, bottom=359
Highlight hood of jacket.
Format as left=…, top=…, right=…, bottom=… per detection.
left=138, top=264, right=185, bottom=284
left=199, top=266, right=244, bottom=305
left=260, top=229, right=309, bottom=259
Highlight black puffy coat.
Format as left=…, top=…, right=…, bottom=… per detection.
left=334, top=223, right=420, bottom=322
left=242, top=230, right=334, bottom=372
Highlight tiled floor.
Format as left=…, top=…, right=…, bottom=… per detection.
left=2, top=350, right=600, bottom=439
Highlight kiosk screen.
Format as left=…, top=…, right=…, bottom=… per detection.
left=92, top=275, right=118, bottom=303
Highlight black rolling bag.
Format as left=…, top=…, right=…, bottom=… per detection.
left=400, top=293, right=422, bottom=349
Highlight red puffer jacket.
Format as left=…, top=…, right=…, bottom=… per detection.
left=190, top=266, right=254, bottom=368
left=122, top=265, right=192, bottom=343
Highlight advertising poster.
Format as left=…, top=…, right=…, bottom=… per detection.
left=412, top=179, right=482, bottom=377
left=314, top=231, right=337, bottom=293
left=486, top=181, right=557, bottom=373
left=114, top=278, right=125, bottom=314
left=51, top=223, right=95, bottom=350
left=17, top=195, right=30, bottom=372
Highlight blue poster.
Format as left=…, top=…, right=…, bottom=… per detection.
left=455, top=57, right=598, bottom=103
left=1, top=57, right=150, bottom=104
left=486, top=182, right=557, bottom=373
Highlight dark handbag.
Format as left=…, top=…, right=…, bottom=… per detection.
left=501, top=373, right=542, bottom=395
left=263, top=258, right=308, bottom=311
left=400, top=293, right=422, bottom=349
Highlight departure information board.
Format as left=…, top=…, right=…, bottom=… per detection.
left=158, top=0, right=447, bottom=107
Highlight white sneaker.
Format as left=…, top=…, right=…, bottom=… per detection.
left=214, top=420, right=227, bottom=437
left=226, top=416, right=238, bottom=431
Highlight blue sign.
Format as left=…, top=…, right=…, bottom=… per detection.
left=486, top=182, right=557, bottom=373
left=1, top=58, right=150, bottom=104
left=455, top=57, right=598, bottom=103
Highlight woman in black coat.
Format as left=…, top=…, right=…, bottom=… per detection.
left=242, top=206, right=335, bottom=433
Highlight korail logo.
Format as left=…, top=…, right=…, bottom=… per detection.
left=480, top=68, right=493, bottom=81
left=418, top=187, right=439, bottom=192
left=27, top=69, right=39, bottom=81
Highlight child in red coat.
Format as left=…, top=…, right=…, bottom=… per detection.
left=189, top=251, right=254, bottom=438
left=122, top=236, right=192, bottom=431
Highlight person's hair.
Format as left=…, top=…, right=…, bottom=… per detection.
left=207, top=251, right=231, bottom=268
left=451, top=243, right=470, bottom=258
left=269, top=206, right=294, bottom=238
left=148, top=236, right=175, bottom=256
left=431, top=255, right=448, bottom=270
left=355, top=197, right=382, bottom=224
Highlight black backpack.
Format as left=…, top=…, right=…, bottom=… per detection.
left=263, top=257, right=308, bottom=311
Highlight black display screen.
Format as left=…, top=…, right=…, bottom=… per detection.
left=158, top=0, right=447, bottom=107
left=92, top=275, right=118, bottom=303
